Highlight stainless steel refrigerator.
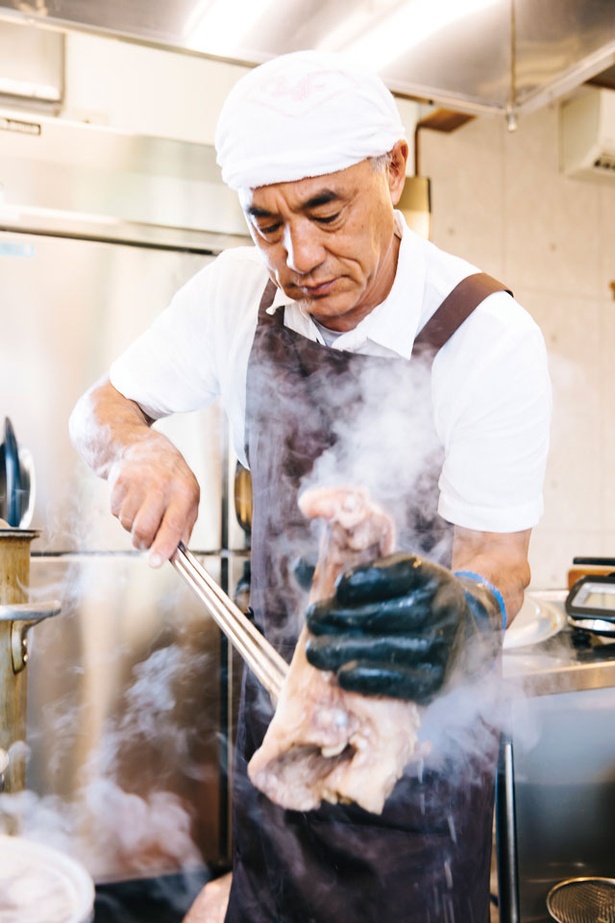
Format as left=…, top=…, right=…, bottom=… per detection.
left=0, top=224, right=249, bottom=883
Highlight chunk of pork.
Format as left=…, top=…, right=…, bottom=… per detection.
left=248, top=487, right=422, bottom=815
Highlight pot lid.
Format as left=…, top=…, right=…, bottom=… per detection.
left=0, top=835, right=95, bottom=923
left=0, top=418, right=35, bottom=529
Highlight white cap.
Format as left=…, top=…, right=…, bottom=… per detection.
left=215, top=50, right=406, bottom=190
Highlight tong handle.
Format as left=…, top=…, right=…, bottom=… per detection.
left=171, top=544, right=288, bottom=699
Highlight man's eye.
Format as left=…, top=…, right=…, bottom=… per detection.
left=313, top=212, right=341, bottom=226
left=258, top=223, right=281, bottom=236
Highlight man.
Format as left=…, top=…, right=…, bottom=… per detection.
left=70, top=51, right=551, bottom=922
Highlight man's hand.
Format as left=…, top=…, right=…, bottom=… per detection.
left=108, top=431, right=200, bottom=566
left=305, top=553, right=503, bottom=704
left=69, top=376, right=200, bottom=566
left=182, top=873, right=232, bottom=923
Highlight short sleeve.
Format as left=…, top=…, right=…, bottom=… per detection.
left=434, top=293, right=552, bottom=532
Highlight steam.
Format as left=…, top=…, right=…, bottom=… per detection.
left=305, top=354, right=436, bottom=491
left=244, top=341, right=546, bottom=828
left=3, top=318, right=558, bottom=922
left=0, top=638, right=215, bottom=883
left=246, top=347, right=453, bottom=646
left=300, top=354, right=447, bottom=558
left=294, top=351, right=518, bottom=764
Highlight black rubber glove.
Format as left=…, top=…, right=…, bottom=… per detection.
left=305, top=552, right=504, bottom=704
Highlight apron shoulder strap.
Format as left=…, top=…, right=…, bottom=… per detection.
left=258, top=278, right=280, bottom=324
left=256, top=271, right=511, bottom=354
left=412, top=272, right=512, bottom=361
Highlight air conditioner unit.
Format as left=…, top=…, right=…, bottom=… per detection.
left=559, top=87, right=615, bottom=183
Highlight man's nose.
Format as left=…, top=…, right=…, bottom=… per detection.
left=284, top=224, right=324, bottom=275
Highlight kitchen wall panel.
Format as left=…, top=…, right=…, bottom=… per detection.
left=421, top=100, right=615, bottom=589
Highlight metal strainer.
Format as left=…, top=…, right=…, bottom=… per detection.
left=547, top=878, right=615, bottom=923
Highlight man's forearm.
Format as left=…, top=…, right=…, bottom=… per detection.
left=69, top=375, right=200, bottom=563
left=69, top=375, right=154, bottom=479
left=451, top=527, right=532, bottom=624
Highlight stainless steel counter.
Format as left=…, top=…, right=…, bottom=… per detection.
left=497, top=592, right=615, bottom=923
left=503, top=631, right=615, bottom=696
left=502, top=591, right=615, bottom=697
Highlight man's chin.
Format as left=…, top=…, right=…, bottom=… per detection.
left=309, top=304, right=357, bottom=331
left=281, top=283, right=361, bottom=329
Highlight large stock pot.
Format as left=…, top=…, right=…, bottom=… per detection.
left=0, top=529, right=95, bottom=920
left=0, top=526, right=61, bottom=794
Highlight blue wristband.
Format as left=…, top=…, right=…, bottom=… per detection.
left=454, top=570, right=507, bottom=630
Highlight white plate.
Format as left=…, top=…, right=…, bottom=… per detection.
left=0, top=835, right=94, bottom=923
left=503, top=593, right=567, bottom=650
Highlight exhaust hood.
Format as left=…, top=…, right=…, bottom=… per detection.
left=0, top=18, right=63, bottom=111
left=0, top=1, right=614, bottom=245
left=0, top=109, right=250, bottom=250
left=0, top=0, right=613, bottom=117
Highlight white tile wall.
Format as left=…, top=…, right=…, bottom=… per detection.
left=420, top=102, right=615, bottom=589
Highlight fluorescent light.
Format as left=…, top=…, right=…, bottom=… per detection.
left=318, top=0, right=400, bottom=54
left=319, top=0, right=503, bottom=72
left=184, top=0, right=278, bottom=55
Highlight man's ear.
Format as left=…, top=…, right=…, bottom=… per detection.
left=388, top=139, right=410, bottom=205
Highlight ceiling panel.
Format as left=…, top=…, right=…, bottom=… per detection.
left=0, top=0, right=613, bottom=115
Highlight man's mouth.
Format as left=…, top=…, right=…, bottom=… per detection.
left=297, top=279, right=336, bottom=298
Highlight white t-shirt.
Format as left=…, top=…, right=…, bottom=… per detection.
left=110, top=212, right=551, bottom=533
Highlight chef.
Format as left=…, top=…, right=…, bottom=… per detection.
left=70, top=51, right=551, bottom=922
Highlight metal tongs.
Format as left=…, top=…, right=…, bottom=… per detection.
left=171, top=543, right=288, bottom=699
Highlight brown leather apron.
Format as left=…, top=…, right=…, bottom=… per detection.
left=225, top=272, right=509, bottom=923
